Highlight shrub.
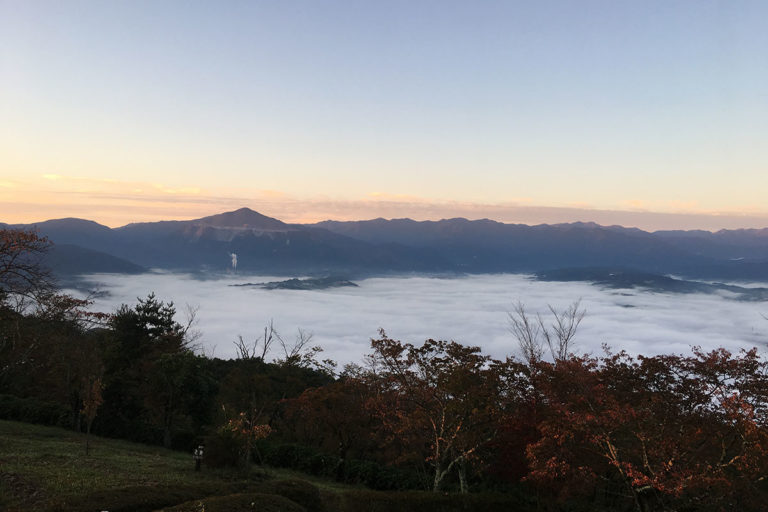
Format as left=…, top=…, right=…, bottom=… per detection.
left=261, top=441, right=425, bottom=491
left=0, top=394, right=70, bottom=428
left=256, top=479, right=322, bottom=512
left=264, top=443, right=315, bottom=470
left=306, top=452, right=333, bottom=476
left=339, top=458, right=425, bottom=491
left=170, top=429, right=197, bottom=452
left=203, top=432, right=243, bottom=469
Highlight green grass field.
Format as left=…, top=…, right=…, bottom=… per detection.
left=0, top=420, right=328, bottom=511
left=0, top=419, right=204, bottom=498
left=0, top=420, right=529, bottom=512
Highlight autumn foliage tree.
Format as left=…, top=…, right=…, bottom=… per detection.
left=279, top=375, right=382, bottom=469
left=0, top=229, right=51, bottom=392
left=219, top=411, right=272, bottom=466
left=367, top=332, right=505, bottom=492
left=525, top=348, right=768, bottom=511
left=0, top=229, right=110, bottom=428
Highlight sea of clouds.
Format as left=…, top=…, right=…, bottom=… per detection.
left=68, top=273, right=768, bottom=366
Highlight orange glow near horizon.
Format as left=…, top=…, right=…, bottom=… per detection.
left=3, top=2, right=767, bottom=234
left=3, top=174, right=768, bottom=232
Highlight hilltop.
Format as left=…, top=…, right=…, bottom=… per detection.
left=5, top=207, right=768, bottom=280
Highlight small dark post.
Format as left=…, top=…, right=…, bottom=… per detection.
left=193, top=444, right=204, bottom=471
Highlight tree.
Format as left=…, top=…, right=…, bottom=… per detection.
left=0, top=229, right=53, bottom=392
left=274, top=325, right=336, bottom=376
left=280, top=376, right=380, bottom=467
left=525, top=349, right=768, bottom=511
left=99, top=293, right=195, bottom=442
left=508, top=300, right=585, bottom=363
left=0, top=229, right=112, bottom=432
left=0, top=228, right=53, bottom=311
left=219, top=411, right=272, bottom=467
left=367, top=332, right=504, bottom=492
left=81, top=375, right=103, bottom=455
left=235, top=320, right=336, bottom=375
left=235, top=319, right=279, bottom=361
left=485, top=356, right=539, bottom=485
left=145, top=351, right=216, bottom=448
left=507, top=301, right=544, bottom=364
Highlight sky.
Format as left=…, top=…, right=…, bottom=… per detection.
left=72, top=272, right=768, bottom=365
left=2, top=1, right=767, bottom=230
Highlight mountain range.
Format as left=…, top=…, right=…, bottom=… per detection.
left=4, top=207, right=768, bottom=281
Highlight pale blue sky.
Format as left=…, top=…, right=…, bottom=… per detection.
left=1, top=0, right=767, bottom=227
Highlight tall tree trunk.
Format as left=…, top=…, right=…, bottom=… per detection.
left=458, top=459, right=468, bottom=494
left=433, top=461, right=444, bottom=491
left=85, top=420, right=91, bottom=455
left=633, top=486, right=664, bottom=512
left=163, top=402, right=173, bottom=449
left=335, top=442, right=347, bottom=480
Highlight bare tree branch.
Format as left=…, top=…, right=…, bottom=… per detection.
left=509, top=299, right=586, bottom=362
left=234, top=319, right=280, bottom=361
left=543, top=299, right=586, bottom=361
left=0, top=229, right=55, bottom=312
left=181, top=303, right=202, bottom=351
left=508, top=301, right=544, bottom=364
left=279, top=327, right=314, bottom=363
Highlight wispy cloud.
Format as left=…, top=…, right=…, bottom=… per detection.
left=2, top=174, right=768, bottom=231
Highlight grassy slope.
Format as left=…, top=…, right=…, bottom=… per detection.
left=0, top=419, right=193, bottom=492
left=0, top=420, right=531, bottom=512
left=0, top=420, right=204, bottom=509
left=0, top=420, right=359, bottom=511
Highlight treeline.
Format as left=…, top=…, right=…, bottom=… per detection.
left=2, top=228, right=768, bottom=512
left=0, top=290, right=333, bottom=446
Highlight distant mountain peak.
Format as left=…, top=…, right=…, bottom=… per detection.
left=16, top=217, right=111, bottom=230
left=10, top=217, right=114, bottom=239
left=553, top=221, right=602, bottom=229
left=194, top=208, right=289, bottom=230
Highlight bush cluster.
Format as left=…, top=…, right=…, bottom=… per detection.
left=260, top=442, right=425, bottom=491
left=0, top=394, right=70, bottom=428
left=203, top=431, right=244, bottom=469
left=255, top=479, right=322, bottom=512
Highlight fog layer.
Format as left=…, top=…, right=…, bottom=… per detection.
left=70, top=273, right=768, bottom=365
